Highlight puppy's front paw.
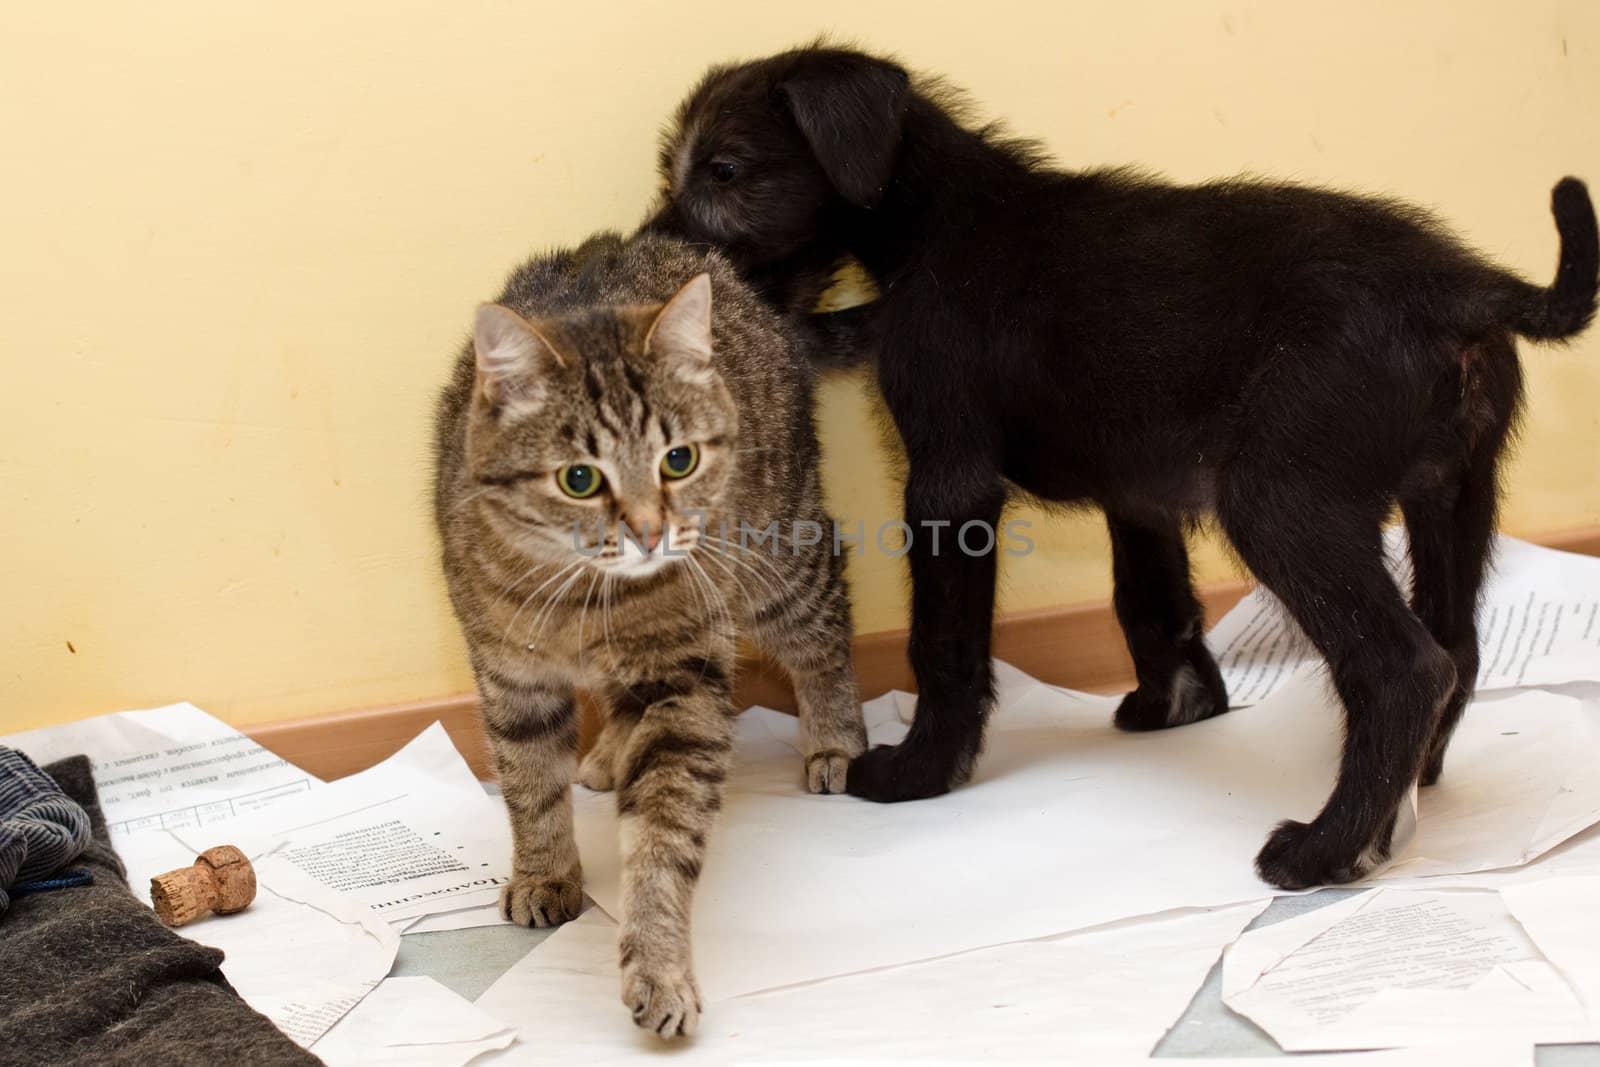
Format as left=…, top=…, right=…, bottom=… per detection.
left=846, top=743, right=957, bottom=803
left=1255, top=819, right=1383, bottom=890
left=804, top=749, right=852, bottom=794
left=499, top=872, right=583, bottom=928
left=622, top=960, right=702, bottom=1039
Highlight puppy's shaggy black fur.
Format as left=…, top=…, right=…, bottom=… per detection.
left=648, top=45, right=1599, bottom=889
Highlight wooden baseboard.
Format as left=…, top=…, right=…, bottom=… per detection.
left=247, top=526, right=1600, bottom=780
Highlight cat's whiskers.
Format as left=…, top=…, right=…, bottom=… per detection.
left=599, top=571, right=620, bottom=667
left=499, top=558, right=584, bottom=650
left=523, top=564, right=590, bottom=653
left=489, top=561, right=545, bottom=610
left=683, top=554, right=734, bottom=664
left=574, top=570, right=601, bottom=671
left=675, top=549, right=718, bottom=648
left=447, top=486, right=497, bottom=515
left=699, top=535, right=798, bottom=595
left=688, top=553, right=735, bottom=632
left=701, top=526, right=804, bottom=552
left=698, top=539, right=791, bottom=598
left=696, top=542, right=782, bottom=607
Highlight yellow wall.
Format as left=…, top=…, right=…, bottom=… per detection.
left=4, top=1, right=1597, bottom=732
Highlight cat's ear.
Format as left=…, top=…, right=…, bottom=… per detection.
left=644, top=273, right=713, bottom=365
left=474, top=304, right=566, bottom=407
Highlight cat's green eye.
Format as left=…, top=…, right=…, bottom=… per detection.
left=558, top=464, right=603, bottom=499
left=660, top=444, right=699, bottom=480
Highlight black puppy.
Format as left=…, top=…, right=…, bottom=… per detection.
left=649, top=45, right=1599, bottom=889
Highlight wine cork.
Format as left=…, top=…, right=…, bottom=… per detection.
left=149, top=845, right=256, bottom=927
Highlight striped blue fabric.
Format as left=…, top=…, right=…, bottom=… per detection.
left=0, top=746, right=93, bottom=913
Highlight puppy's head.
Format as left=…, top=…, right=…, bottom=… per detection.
left=650, top=46, right=910, bottom=270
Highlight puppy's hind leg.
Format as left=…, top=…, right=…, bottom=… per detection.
left=1106, top=512, right=1231, bottom=731
left=1219, top=491, right=1454, bottom=890
left=1403, top=352, right=1518, bottom=785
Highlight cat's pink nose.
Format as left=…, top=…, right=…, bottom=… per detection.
left=623, top=514, right=664, bottom=552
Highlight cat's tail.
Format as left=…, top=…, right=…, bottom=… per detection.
left=1501, top=177, right=1598, bottom=342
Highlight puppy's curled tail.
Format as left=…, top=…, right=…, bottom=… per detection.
left=1504, top=177, right=1598, bottom=341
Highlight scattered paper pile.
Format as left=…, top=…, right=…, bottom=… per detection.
left=1, top=710, right=520, bottom=1060
left=1222, top=888, right=1595, bottom=1050
left=5, top=533, right=1600, bottom=1064
left=1209, top=533, right=1600, bottom=706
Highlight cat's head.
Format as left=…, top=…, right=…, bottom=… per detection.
left=466, top=274, right=737, bottom=580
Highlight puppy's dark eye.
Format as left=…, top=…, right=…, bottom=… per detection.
left=709, top=161, right=739, bottom=184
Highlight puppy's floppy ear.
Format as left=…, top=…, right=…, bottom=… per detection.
left=779, top=52, right=909, bottom=209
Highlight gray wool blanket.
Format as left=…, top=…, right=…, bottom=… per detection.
left=0, top=755, right=321, bottom=1066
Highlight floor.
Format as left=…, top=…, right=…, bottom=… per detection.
left=393, top=789, right=1600, bottom=1063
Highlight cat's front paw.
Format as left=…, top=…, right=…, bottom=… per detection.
left=804, top=749, right=853, bottom=794
left=499, top=872, right=583, bottom=928
left=622, top=959, right=702, bottom=1038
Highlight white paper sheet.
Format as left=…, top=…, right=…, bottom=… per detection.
left=187, top=723, right=514, bottom=921
left=1370, top=686, right=1600, bottom=893
left=1502, top=876, right=1600, bottom=1029
left=108, top=831, right=401, bottom=1048
left=1119, top=1049, right=1532, bottom=1067
left=474, top=900, right=1268, bottom=1063
left=570, top=665, right=1600, bottom=1000
left=1222, top=889, right=1593, bottom=1050
left=1371, top=689, right=1600, bottom=879
left=1208, top=534, right=1600, bottom=705
left=401, top=901, right=511, bottom=934
left=0, top=702, right=320, bottom=838
left=313, top=976, right=516, bottom=1066
left=786, top=1050, right=1535, bottom=1067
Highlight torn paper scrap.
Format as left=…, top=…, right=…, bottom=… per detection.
left=313, top=976, right=516, bottom=1067
left=1371, top=687, right=1600, bottom=892
left=1384, top=820, right=1600, bottom=894
left=129, top=850, right=402, bottom=1047
left=0, top=702, right=320, bottom=838
left=573, top=664, right=1600, bottom=1000
left=1208, top=534, right=1600, bottom=706
left=474, top=901, right=1268, bottom=1063
left=1502, top=876, right=1600, bottom=1029
left=1371, top=688, right=1600, bottom=880
left=401, top=901, right=510, bottom=934
left=181, top=723, right=513, bottom=921
left=1222, top=889, right=1593, bottom=1050
left=1103, top=1048, right=1534, bottom=1067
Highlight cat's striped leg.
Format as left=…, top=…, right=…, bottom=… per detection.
left=481, top=670, right=584, bottom=928
left=612, top=650, right=737, bottom=1039
left=752, top=544, right=866, bottom=793
left=576, top=706, right=632, bottom=791
left=790, top=637, right=865, bottom=794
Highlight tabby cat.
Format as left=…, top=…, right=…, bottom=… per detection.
left=433, top=233, right=865, bottom=1037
